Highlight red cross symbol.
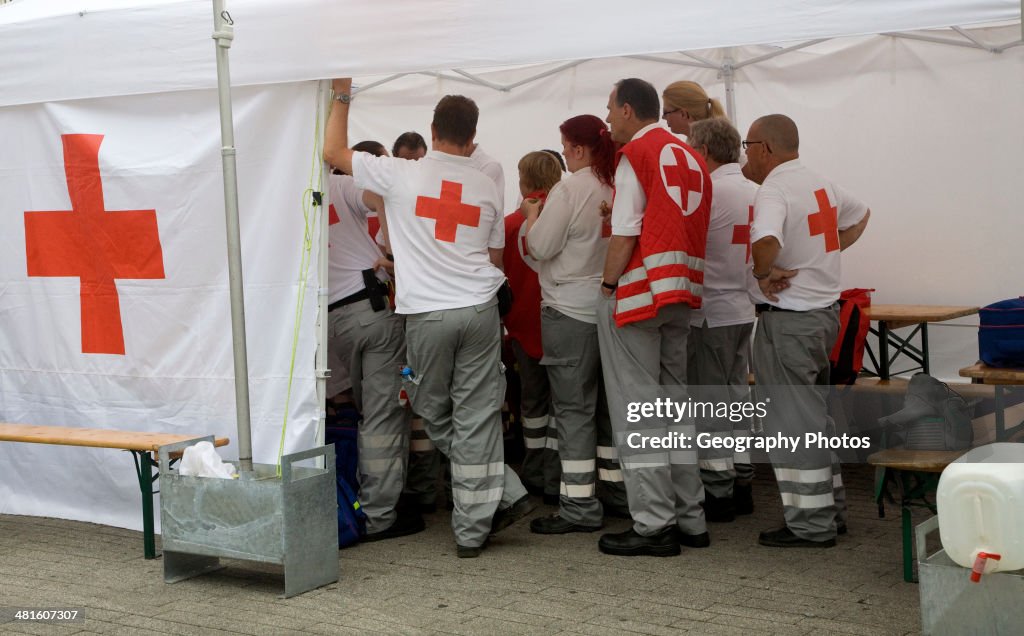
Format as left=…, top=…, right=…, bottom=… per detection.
left=663, top=146, right=703, bottom=212
left=328, top=203, right=341, bottom=225
left=520, top=234, right=530, bottom=258
left=24, top=134, right=165, bottom=355
left=415, top=180, right=481, bottom=242
left=731, top=205, right=754, bottom=263
left=808, top=188, right=840, bottom=253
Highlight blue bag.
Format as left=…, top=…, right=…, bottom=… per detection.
left=325, top=424, right=366, bottom=547
left=979, top=297, right=1024, bottom=368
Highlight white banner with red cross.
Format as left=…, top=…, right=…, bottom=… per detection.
left=0, top=82, right=324, bottom=531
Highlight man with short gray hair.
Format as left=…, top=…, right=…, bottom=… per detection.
left=685, top=117, right=758, bottom=522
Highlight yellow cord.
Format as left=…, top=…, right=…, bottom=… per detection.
left=277, top=84, right=326, bottom=476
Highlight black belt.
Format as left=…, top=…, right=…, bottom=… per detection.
left=329, top=281, right=389, bottom=312
left=755, top=303, right=799, bottom=314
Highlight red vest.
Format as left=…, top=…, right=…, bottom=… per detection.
left=502, top=191, right=546, bottom=359
left=614, top=128, right=711, bottom=327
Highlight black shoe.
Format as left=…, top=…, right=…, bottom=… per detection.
left=543, top=494, right=560, bottom=506
left=758, top=526, right=835, bottom=548
left=703, top=494, right=736, bottom=523
left=490, top=494, right=537, bottom=535
left=734, top=483, right=754, bottom=516
left=456, top=539, right=487, bottom=558
left=362, top=511, right=426, bottom=542
left=679, top=531, right=711, bottom=548
left=525, top=483, right=545, bottom=497
left=837, top=523, right=848, bottom=536
left=598, top=526, right=681, bottom=557
left=530, top=514, right=601, bottom=535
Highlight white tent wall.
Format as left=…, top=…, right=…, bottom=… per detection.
left=348, top=24, right=1023, bottom=382
left=0, top=82, right=325, bottom=531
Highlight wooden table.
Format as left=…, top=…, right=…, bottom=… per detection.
left=0, top=424, right=230, bottom=559
left=865, top=305, right=979, bottom=380
left=868, top=448, right=967, bottom=582
left=959, top=363, right=1024, bottom=441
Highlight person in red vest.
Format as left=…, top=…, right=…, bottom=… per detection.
left=503, top=151, right=564, bottom=504
left=744, top=114, right=870, bottom=548
left=596, top=78, right=711, bottom=557
left=521, top=115, right=628, bottom=534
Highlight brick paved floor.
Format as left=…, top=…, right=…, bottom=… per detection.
left=0, top=464, right=924, bottom=635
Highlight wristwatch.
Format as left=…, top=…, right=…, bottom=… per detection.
left=601, top=281, right=618, bottom=291
left=333, top=92, right=351, bottom=104
left=752, top=266, right=772, bottom=280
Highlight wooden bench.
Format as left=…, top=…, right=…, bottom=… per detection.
left=867, top=448, right=967, bottom=583
left=0, top=423, right=229, bottom=560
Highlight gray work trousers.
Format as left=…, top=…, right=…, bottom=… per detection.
left=542, top=308, right=604, bottom=525
left=328, top=299, right=409, bottom=534
left=404, top=298, right=528, bottom=548
left=510, top=339, right=559, bottom=497
left=597, top=296, right=706, bottom=536
left=687, top=321, right=754, bottom=497
left=753, top=306, right=848, bottom=541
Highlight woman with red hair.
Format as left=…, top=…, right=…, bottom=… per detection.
left=521, top=114, right=627, bottom=534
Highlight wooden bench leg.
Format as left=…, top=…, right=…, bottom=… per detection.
left=130, top=450, right=159, bottom=559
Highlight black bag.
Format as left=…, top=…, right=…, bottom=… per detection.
left=497, top=279, right=514, bottom=317
left=878, top=373, right=973, bottom=451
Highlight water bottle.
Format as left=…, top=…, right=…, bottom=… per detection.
left=398, top=365, right=418, bottom=407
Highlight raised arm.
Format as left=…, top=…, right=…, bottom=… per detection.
left=323, top=78, right=355, bottom=175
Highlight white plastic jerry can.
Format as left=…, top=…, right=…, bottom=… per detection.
left=937, top=443, right=1024, bottom=580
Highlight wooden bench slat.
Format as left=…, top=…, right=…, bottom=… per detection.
left=867, top=448, right=967, bottom=472
left=959, top=363, right=1024, bottom=385
left=850, top=377, right=997, bottom=400
left=0, top=424, right=228, bottom=453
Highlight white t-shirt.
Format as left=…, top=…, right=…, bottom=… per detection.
left=749, top=159, right=869, bottom=311
left=692, top=163, right=757, bottom=328
left=327, top=174, right=388, bottom=304
left=610, top=122, right=663, bottom=237
left=525, top=169, right=613, bottom=324
left=471, top=145, right=505, bottom=213
left=352, top=150, right=505, bottom=314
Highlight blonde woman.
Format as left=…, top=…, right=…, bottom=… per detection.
left=662, top=80, right=726, bottom=137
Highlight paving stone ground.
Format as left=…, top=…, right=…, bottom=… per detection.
left=0, top=464, right=925, bottom=636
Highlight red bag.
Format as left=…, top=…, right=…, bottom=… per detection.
left=829, top=288, right=874, bottom=385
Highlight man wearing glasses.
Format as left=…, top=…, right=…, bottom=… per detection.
left=743, top=114, right=870, bottom=548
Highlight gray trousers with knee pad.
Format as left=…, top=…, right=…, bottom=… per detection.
left=404, top=298, right=528, bottom=547
left=753, top=306, right=847, bottom=541
left=328, top=299, right=409, bottom=534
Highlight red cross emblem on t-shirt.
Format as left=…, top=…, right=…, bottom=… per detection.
left=731, top=205, right=754, bottom=263
left=415, top=180, right=482, bottom=242
left=808, top=188, right=840, bottom=253
left=23, top=134, right=166, bottom=355
left=662, top=146, right=703, bottom=214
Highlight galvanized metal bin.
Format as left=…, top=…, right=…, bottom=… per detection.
left=917, top=516, right=1024, bottom=635
left=158, top=438, right=339, bottom=598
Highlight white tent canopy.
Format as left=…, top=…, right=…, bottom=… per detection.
left=0, top=0, right=1020, bottom=107
left=1, top=0, right=1022, bottom=533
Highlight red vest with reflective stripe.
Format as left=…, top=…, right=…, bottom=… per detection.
left=614, top=128, right=711, bottom=327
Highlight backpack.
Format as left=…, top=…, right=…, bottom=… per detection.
left=878, top=373, right=973, bottom=451
left=325, top=422, right=367, bottom=547
left=979, top=297, right=1024, bottom=368
left=829, top=288, right=874, bottom=385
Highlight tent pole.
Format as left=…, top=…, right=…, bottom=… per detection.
left=314, top=80, right=331, bottom=463
left=722, top=54, right=737, bottom=123
left=212, top=0, right=254, bottom=473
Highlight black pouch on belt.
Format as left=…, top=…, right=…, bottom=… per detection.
left=362, top=269, right=386, bottom=312
left=497, top=279, right=514, bottom=317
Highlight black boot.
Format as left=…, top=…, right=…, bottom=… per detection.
left=733, top=482, right=754, bottom=516
left=703, top=493, right=736, bottom=523
left=598, top=526, right=680, bottom=557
